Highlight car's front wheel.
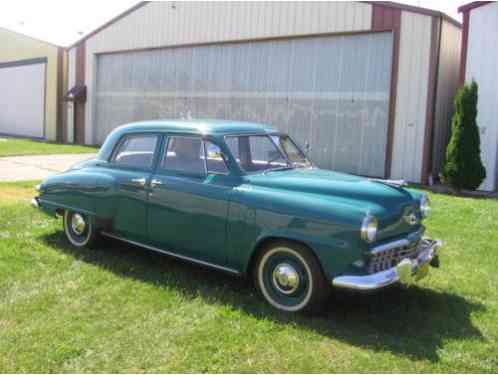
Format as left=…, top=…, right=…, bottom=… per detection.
left=63, top=210, right=99, bottom=248
left=254, top=241, right=329, bottom=313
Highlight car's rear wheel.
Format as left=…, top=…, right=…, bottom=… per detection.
left=254, top=241, right=329, bottom=313
left=63, top=210, right=99, bottom=248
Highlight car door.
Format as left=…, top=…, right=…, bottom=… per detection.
left=106, top=133, right=160, bottom=243
left=147, top=135, right=232, bottom=266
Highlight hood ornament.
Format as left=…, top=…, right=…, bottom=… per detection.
left=369, top=179, right=408, bottom=188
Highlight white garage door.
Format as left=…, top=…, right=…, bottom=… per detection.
left=0, top=59, right=46, bottom=139
left=95, top=32, right=392, bottom=177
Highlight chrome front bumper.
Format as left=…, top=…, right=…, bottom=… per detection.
left=332, top=239, right=442, bottom=291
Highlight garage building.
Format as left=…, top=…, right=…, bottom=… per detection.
left=459, top=1, right=498, bottom=191
left=0, top=27, right=65, bottom=141
left=66, top=1, right=461, bottom=183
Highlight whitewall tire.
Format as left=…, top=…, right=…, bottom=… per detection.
left=254, top=241, right=329, bottom=313
left=63, top=210, right=99, bottom=248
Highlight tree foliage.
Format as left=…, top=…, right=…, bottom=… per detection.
left=442, top=81, right=486, bottom=191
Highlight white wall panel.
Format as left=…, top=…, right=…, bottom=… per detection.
left=391, top=11, right=432, bottom=183
left=465, top=2, right=498, bottom=191
left=0, top=62, right=46, bottom=138
left=432, top=20, right=461, bottom=179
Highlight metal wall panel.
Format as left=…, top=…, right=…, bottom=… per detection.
left=95, top=32, right=392, bottom=177
left=82, top=1, right=373, bottom=144
left=390, top=11, right=432, bottom=183
left=0, top=62, right=46, bottom=138
left=465, top=2, right=498, bottom=191
left=432, top=20, right=461, bottom=180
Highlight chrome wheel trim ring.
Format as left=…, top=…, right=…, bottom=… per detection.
left=258, top=247, right=313, bottom=312
left=64, top=211, right=92, bottom=247
left=272, top=263, right=300, bottom=295
left=71, top=213, right=86, bottom=235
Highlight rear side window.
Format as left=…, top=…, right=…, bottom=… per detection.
left=111, top=134, right=159, bottom=169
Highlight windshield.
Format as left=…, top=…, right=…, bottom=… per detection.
left=225, top=134, right=312, bottom=173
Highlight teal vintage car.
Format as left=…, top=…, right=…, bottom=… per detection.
left=32, top=120, right=441, bottom=312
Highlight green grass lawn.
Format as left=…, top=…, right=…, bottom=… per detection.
left=0, top=181, right=497, bottom=372
left=0, top=138, right=97, bottom=157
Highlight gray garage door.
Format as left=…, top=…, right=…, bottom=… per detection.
left=95, top=32, right=392, bottom=177
left=0, top=59, right=46, bottom=139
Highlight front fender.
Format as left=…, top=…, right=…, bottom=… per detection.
left=228, top=186, right=365, bottom=281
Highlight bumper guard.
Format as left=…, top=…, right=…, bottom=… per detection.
left=332, top=239, right=442, bottom=291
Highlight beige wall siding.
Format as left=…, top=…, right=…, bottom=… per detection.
left=465, top=2, right=498, bottom=191
left=432, top=20, right=461, bottom=179
left=390, top=11, right=432, bottom=183
left=66, top=48, right=76, bottom=143
left=87, top=1, right=372, bottom=54
left=0, top=28, right=61, bottom=141
left=79, top=1, right=372, bottom=144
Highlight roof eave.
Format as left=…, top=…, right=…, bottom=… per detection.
left=364, top=1, right=461, bottom=28
left=0, top=26, right=64, bottom=49
left=458, top=1, right=494, bottom=14
left=67, top=1, right=149, bottom=50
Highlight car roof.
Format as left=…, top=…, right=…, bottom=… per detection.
left=115, top=119, right=277, bottom=136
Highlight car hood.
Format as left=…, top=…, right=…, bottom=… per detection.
left=243, top=168, right=421, bottom=225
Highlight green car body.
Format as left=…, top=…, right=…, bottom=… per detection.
left=33, top=120, right=441, bottom=311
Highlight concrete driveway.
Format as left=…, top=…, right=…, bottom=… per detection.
left=0, top=154, right=96, bottom=182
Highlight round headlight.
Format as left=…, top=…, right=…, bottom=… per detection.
left=420, top=194, right=431, bottom=218
left=361, top=214, right=378, bottom=243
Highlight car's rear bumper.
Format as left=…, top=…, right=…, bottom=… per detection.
left=332, top=239, right=442, bottom=291
left=31, top=197, right=39, bottom=208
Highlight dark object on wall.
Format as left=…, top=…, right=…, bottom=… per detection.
left=442, top=81, right=486, bottom=191
left=64, top=85, right=87, bottom=103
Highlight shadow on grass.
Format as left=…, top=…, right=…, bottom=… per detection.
left=42, top=231, right=484, bottom=362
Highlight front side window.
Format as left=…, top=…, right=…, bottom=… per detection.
left=111, top=134, right=159, bottom=169
left=271, top=135, right=311, bottom=168
left=161, top=136, right=205, bottom=175
left=225, top=134, right=311, bottom=173
left=204, top=141, right=229, bottom=174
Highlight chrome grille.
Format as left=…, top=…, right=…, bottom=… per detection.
left=367, top=241, right=421, bottom=274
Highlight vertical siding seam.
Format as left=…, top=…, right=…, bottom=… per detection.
left=421, top=16, right=442, bottom=184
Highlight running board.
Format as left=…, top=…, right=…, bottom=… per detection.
left=101, top=232, right=241, bottom=275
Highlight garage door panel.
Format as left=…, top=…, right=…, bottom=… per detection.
left=0, top=62, right=45, bottom=138
left=95, top=32, right=392, bottom=177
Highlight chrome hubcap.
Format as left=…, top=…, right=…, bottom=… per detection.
left=71, top=213, right=86, bottom=236
left=272, top=263, right=300, bottom=295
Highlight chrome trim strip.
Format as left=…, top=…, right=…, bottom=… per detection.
left=332, top=239, right=441, bottom=291
left=100, top=231, right=241, bottom=275
left=371, top=238, right=411, bottom=254
left=370, top=227, right=425, bottom=254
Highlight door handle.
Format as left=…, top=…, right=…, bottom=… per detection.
left=150, top=179, right=163, bottom=188
left=131, top=177, right=147, bottom=186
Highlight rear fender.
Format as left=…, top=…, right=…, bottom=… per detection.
left=38, top=171, right=117, bottom=219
